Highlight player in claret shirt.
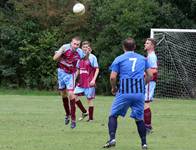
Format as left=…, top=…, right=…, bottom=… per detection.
left=144, top=38, right=158, bottom=134
left=53, top=36, right=86, bottom=129
left=74, top=41, right=99, bottom=123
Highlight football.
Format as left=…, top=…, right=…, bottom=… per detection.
left=73, top=3, right=85, bottom=15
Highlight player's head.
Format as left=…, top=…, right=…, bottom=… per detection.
left=81, top=41, right=91, bottom=54
left=71, top=36, right=81, bottom=51
left=122, top=37, right=136, bottom=51
left=144, top=38, right=156, bottom=51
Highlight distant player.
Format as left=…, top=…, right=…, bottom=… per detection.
left=53, top=36, right=86, bottom=129
left=144, top=38, right=158, bottom=133
left=74, top=41, right=99, bottom=122
left=103, top=37, right=152, bottom=149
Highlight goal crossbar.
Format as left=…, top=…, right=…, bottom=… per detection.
left=150, top=28, right=196, bottom=38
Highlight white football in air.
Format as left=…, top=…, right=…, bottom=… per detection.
left=73, top=3, right=85, bottom=15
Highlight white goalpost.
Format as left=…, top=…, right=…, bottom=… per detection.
left=150, top=28, right=196, bottom=99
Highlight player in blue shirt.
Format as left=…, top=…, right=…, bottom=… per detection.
left=103, top=37, right=152, bottom=150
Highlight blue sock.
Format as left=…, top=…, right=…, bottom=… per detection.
left=135, top=120, right=147, bottom=145
left=108, top=116, right=117, bottom=141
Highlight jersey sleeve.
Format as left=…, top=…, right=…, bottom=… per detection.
left=76, top=60, right=80, bottom=69
left=110, top=58, right=119, bottom=73
left=77, top=48, right=86, bottom=58
left=89, top=54, right=99, bottom=68
left=56, top=44, right=70, bottom=53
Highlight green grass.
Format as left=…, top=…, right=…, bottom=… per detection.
left=0, top=95, right=196, bottom=150
left=0, top=88, right=58, bottom=96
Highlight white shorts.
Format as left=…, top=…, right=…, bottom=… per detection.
left=145, top=81, right=156, bottom=102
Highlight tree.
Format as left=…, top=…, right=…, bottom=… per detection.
left=0, top=0, right=195, bottom=94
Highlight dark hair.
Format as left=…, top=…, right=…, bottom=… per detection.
left=146, top=38, right=156, bottom=47
left=82, top=41, right=91, bottom=47
left=123, top=37, right=136, bottom=51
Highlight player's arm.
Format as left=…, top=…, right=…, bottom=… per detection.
left=149, top=68, right=157, bottom=74
left=90, top=68, right=99, bottom=86
left=53, top=52, right=62, bottom=61
left=110, top=71, right=118, bottom=95
left=77, top=48, right=86, bottom=59
left=145, top=68, right=153, bottom=84
left=53, top=46, right=65, bottom=61
left=75, top=60, right=80, bottom=79
left=74, top=68, right=80, bottom=84
left=75, top=68, right=80, bottom=79
left=89, top=54, right=99, bottom=86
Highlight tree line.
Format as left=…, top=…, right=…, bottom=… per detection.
left=0, top=0, right=195, bottom=95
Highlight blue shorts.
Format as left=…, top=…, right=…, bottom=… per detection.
left=57, top=68, right=76, bottom=91
left=74, top=86, right=95, bottom=100
left=145, top=81, right=156, bottom=102
left=110, top=92, right=145, bottom=120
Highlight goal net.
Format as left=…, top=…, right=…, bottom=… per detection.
left=150, top=28, right=196, bottom=99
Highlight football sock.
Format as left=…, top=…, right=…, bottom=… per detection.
left=62, top=97, right=70, bottom=116
left=76, top=100, right=87, bottom=113
left=136, top=120, right=147, bottom=145
left=144, top=108, right=152, bottom=128
left=70, top=99, right=76, bottom=121
left=88, top=106, right=94, bottom=120
left=108, top=116, right=117, bottom=140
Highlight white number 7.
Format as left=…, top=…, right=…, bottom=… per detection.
left=129, top=58, right=137, bottom=72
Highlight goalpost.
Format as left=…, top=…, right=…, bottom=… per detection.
left=150, top=28, right=196, bottom=99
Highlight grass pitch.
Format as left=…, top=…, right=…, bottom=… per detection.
left=0, top=95, right=196, bottom=150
